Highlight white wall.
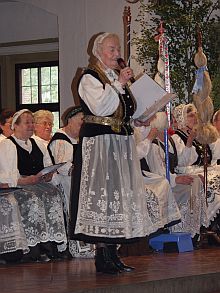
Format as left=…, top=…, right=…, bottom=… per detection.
left=0, top=2, right=58, bottom=42
left=0, top=0, right=142, bottom=115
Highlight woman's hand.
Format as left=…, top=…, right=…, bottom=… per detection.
left=118, top=66, right=134, bottom=86
left=175, top=175, right=194, bottom=185
left=0, top=183, right=9, bottom=188
left=18, top=174, right=42, bottom=186
left=40, top=172, right=54, bottom=183
left=134, top=114, right=157, bottom=127
left=186, top=127, right=197, bottom=147
left=147, top=127, right=159, bottom=142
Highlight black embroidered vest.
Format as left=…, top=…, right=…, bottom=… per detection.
left=78, top=68, right=136, bottom=137
left=48, top=132, right=77, bottom=165
left=175, top=129, right=212, bottom=166
left=8, top=136, right=44, bottom=176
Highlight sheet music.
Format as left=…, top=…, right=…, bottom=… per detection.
left=39, top=162, right=67, bottom=176
left=130, top=73, right=176, bottom=121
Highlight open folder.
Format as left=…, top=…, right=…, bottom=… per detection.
left=129, top=73, right=176, bottom=121
left=39, top=162, right=67, bottom=176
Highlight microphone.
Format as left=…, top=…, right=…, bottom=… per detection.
left=117, top=58, right=135, bottom=84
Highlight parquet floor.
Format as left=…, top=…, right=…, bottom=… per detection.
left=2, top=247, right=220, bottom=293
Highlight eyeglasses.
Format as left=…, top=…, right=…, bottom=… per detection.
left=36, top=121, right=54, bottom=127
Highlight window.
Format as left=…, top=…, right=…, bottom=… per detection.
left=15, top=61, right=59, bottom=132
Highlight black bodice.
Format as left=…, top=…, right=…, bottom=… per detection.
left=8, top=136, right=44, bottom=176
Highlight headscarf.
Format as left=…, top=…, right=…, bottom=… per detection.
left=62, top=106, right=83, bottom=126
left=92, top=32, right=112, bottom=60
left=11, top=109, right=31, bottom=130
left=173, top=103, right=197, bottom=129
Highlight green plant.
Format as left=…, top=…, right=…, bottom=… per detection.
left=133, top=0, right=220, bottom=104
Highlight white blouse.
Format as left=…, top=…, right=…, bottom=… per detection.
left=210, top=138, right=220, bottom=165
left=172, top=133, right=198, bottom=167
left=48, top=129, right=77, bottom=176
left=135, top=126, right=152, bottom=160
left=0, top=134, right=52, bottom=187
left=0, top=134, right=6, bottom=143
left=32, top=134, right=49, bottom=148
left=78, top=69, right=124, bottom=116
left=146, top=139, right=177, bottom=188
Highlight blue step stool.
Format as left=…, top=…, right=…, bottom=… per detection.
left=149, top=232, right=194, bottom=253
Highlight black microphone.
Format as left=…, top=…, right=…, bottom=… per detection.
left=117, top=58, right=135, bottom=84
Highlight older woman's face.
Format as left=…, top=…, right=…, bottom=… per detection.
left=186, top=111, right=197, bottom=129
left=34, top=117, right=53, bottom=141
left=14, top=113, right=34, bottom=139
left=68, top=112, right=84, bottom=138
left=99, top=37, right=121, bottom=69
left=0, top=117, right=13, bottom=137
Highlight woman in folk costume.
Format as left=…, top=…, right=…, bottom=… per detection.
left=0, top=109, right=67, bottom=262
left=69, top=32, right=157, bottom=274
left=172, top=103, right=220, bottom=234
left=32, top=110, right=54, bottom=147
left=134, top=113, right=181, bottom=230
left=48, top=106, right=94, bottom=258
left=0, top=109, right=15, bottom=142
left=145, top=112, right=209, bottom=238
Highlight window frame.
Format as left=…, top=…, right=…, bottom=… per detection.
left=15, top=60, right=59, bottom=113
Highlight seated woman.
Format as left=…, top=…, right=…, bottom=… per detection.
left=0, top=187, right=29, bottom=263
left=134, top=113, right=181, bottom=231
left=144, top=111, right=209, bottom=239
left=0, top=109, right=15, bottom=142
left=0, top=109, right=67, bottom=262
left=172, top=104, right=220, bottom=231
left=48, top=106, right=94, bottom=258
left=33, top=110, right=54, bottom=147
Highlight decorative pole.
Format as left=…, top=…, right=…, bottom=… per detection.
left=192, top=27, right=218, bottom=206
left=197, top=28, right=208, bottom=206
left=123, top=6, right=131, bottom=66
left=154, top=21, right=171, bottom=182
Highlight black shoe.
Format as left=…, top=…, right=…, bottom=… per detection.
left=95, top=247, right=121, bottom=274
left=56, top=249, right=73, bottom=260
left=21, top=245, right=41, bottom=263
left=207, top=232, right=220, bottom=246
left=108, top=245, right=135, bottom=272
left=39, top=254, right=51, bottom=262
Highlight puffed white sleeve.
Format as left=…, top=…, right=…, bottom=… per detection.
left=136, top=139, right=152, bottom=160
left=0, top=139, right=20, bottom=187
left=172, top=134, right=198, bottom=166
left=78, top=74, right=120, bottom=116
left=34, top=139, right=62, bottom=186
left=49, top=139, right=73, bottom=176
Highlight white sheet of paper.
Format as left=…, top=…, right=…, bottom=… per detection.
left=130, top=73, right=176, bottom=121
left=39, top=162, right=67, bottom=176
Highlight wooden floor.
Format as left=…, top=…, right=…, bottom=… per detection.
left=2, top=247, right=220, bottom=293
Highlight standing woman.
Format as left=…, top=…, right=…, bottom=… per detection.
left=69, top=33, right=156, bottom=274
left=0, top=109, right=15, bottom=142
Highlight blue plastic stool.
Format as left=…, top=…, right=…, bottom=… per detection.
left=149, top=232, right=194, bottom=252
